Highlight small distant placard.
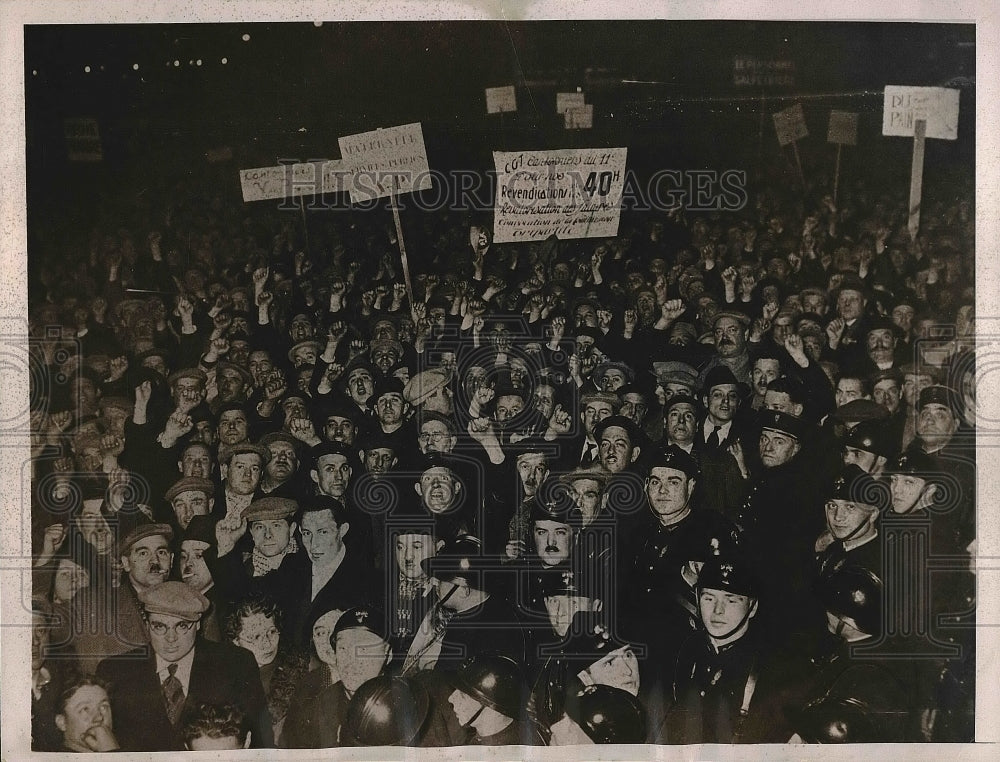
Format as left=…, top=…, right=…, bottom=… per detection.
left=564, top=105, right=594, bottom=130
left=556, top=92, right=586, bottom=113
left=773, top=104, right=808, bottom=146
left=492, top=147, right=627, bottom=243
left=239, top=160, right=346, bottom=203
left=733, top=56, right=796, bottom=88
left=882, top=86, right=959, bottom=141
left=338, top=122, right=432, bottom=203
left=206, top=146, right=234, bottom=163
left=64, top=117, right=102, bottom=162
left=486, top=86, right=517, bottom=114
left=827, top=111, right=858, bottom=146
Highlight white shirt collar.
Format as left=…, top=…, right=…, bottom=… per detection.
left=155, top=645, right=197, bottom=695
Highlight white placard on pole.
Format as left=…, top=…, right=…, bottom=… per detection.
left=338, top=122, right=432, bottom=203
left=827, top=111, right=859, bottom=146
left=773, top=104, right=808, bottom=147
left=486, top=86, right=517, bottom=114
left=492, top=147, right=627, bottom=243
left=882, top=86, right=959, bottom=141
left=556, top=92, right=586, bottom=113
left=238, top=160, right=346, bottom=203
left=564, top=105, right=594, bottom=130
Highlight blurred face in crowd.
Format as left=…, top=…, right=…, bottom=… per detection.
left=902, top=372, right=934, bottom=408
left=533, top=519, right=573, bottom=567
left=171, top=376, right=205, bottom=411
left=218, top=409, right=249, bottom=447
left=759, top=429, right=800, bottom=468
left=265, top=440, right=299, bottom=483
left=77, top=499, right=113, bottom=556
left=395, top=532, right=436, bottom=581
left=890, top=473, right=933, bottom=514
left=567, top=477, right=604, bottom=525
left=599, top=368, right=627, bottom=393
left=311, top=609, right=343, bottom=667
left=599, top=425, right=639, bottom=474
left=666, top=401, right=697, bottom=446
left=801, top=333, right=824, bottom=363
left=494, top=393, right=525, bottom=424
left=300, top=509, right=347, bottom=567
left=575, top=304, right=598, bottom=328
left=248, top=351, right=274, bottom=387
left=516, top=453, right=548, bottom=498
left=581, top=399, right=615, bottom=437
left=234, top=612, right=280, bottom=667
left=363, top=446, right=397, bottom=476
left=191, top=418, right=217, bottom=446
left=533, top=383, right=556, bottom=420
left=892, top=304, right=916, bottom=335
left=418, top=419, right=456, bottom=455
left=122, top=534, right=172, bottom=590
left=836, top=288, right=866, bottom=322
left=656, top=380, right=693, bottom=407
left=762, top=390, right=802, bottom=417
left=752, top=359, right=781, bottom=398
left=646, top=466, right=694, bottom=524
left=56, top=684, right=115, bottom=752
left=544, top=594, right=597, bottom=637
left=842, top=446, right=881, bottom=475
left=371, top=346, right=400, bottom=374
left=312, top=453, right=352, bottom=498
left=586, top=645, right=640, bottom=697
left=713, top=317, right=746, bottom=358
left=281, top=395, right=309, bottom=425
left=250, top=519, right=294, bottom=558
left=216, top=367, right=247, bottom=403
left=374, top=392, right=407, bottom=428
left=289, top=316, right=313, bottom=343
left=336, top=628, right=390, bottom=696
left=180, top=443, right=212, bottom=478
left=835, top=378, right=866, bottom=409
left=705, top=384, right=739, bottom=425
left=323, top=414, right=357, bottom=445
left=825, top=499, right=876, bottom=541
left=100, top=405, right=129, bottom=439
left=917, top=403, right=959, bottom=451
left=53, top=558, right=90, bottom=603
left=866, top=328, right=897, bottom=367
left=229, top=339, right=250, bottom=367
left=224, top=452, right=263, bottom=495
left=290, top=344, right=318, bottom=368
left=699, top=587, right=756, bottom=640
left=416, top=467, right=462, bottom=514
left=346, top=367, right=375, bottom=407
left=180, top=539, right=213, bottom=593
left=873, top=379, right=902, bottom=415
left=171, top=489, right=212, bottom=529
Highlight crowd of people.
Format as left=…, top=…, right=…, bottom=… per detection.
left=26, top=151, right=977, bottom=749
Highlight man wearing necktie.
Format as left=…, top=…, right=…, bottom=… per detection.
left=97, top=581, right=273, bottom=750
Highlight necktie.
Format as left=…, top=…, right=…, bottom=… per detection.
left=162, top=663, right=185, bottom=725
left=707, top=426, right=721, bottom=448
left=582, top=442, right=597, bottom=466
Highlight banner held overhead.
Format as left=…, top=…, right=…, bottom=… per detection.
left=338, top=122, right=432, bottom=204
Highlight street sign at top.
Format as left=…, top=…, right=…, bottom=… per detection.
left=882, top=86, right=960, bottom=141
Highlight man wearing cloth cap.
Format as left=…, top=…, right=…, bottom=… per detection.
left=738, top=410, right=824, bottom=643
left=258, top=431, right=309, bottom=502
left=179, top=514, right=223, bottom=641
left=97, top=581, right=272, bottom=750
left=815, top=465, right=889, bottom=581
left=404, top=366, right=455, bottom=418
left=215, top=442, right=268, bottom=521
left=164, top=476, right=214, bottom=531
left=825, top=273, right=874, bottom=374
left=698, top=310, right=753, bottom=388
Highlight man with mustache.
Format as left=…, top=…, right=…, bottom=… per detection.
left=698, top=311, right=752, bottom=387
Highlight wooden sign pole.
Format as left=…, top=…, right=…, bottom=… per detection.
left=299, top=195, right=310, bottom=255
left=791, top=138, right=806, bottom=190
left=833, top=143, right=842, bottom=203
left=390, top=174, right=416, bottom=322
left=908, top=118, right=927, bottom=239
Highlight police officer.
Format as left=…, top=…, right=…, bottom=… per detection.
left=815, top=465, right=890, bottom=581
left=339, top=675, right=431, bottom=746
left=547, top=682, right=648, bottom=745
left=447, top=654, right=544, bottom=745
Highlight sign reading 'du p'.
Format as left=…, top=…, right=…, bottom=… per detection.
left=338, top=122, right=433, bottom=203
left=882, top=86, right=959, bottom=141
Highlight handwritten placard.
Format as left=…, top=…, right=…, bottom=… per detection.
left=556, top=92, right=586, bottom=113
left=773, top=104, right=808, bottom=146
left=733, top=56, right=796, bottom=88
left=486, top=86, right=517, bottom=114
left=239, top=160, right=346, bottom=203
left=64, top=117, right=102, bottom=162
left=827, top=111, right=859, bottom=146
left=338, top=122, right=432, bottom=203
left=564, top=105, right=594, bottom=130
left=492, top=147, right=627, bottom=243
left=882, top=86, right=959, bottom=141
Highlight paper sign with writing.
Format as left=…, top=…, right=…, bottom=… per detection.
left=486, top=86, right=517, bottom=114
left=564, top=105, right=594, bottom=130
left=492, top=148, right=627, bottom=243
left=773, top=104, right=808, bottom=146
left=64, top=117, right=102, bottom=162
left=827, top=111, right=859, bottom=146
left=338, top=122, right=432, bottom=203
left=556, top=92, right=586, bottom=113
left=239, top=160, right=346, bottom=203
left=733, top=56, right=796, bottom=88
left=882, top=86, right=959, bottom=141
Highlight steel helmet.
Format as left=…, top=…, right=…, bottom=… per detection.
left=564, top=684, right=647, bottom=744
left=794, top=696, right=881, bottom=743
left=340, top=675, right=430, bottom=746
left=816, top=565, right=883, bottom=637
left=453, top=654, right=525, bottom=719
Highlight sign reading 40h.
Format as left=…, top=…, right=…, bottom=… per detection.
left=492, top=148, right=627, bottom=243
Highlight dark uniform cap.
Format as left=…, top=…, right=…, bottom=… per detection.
left=865, top=315, right=900, bottom=338
left=918, top=385, right=960, bottom=413
left=759, top=410, right=809, bottom=440
left=165, top=476, right=215, bottom=503
left=138, top=581, right=209, bottom=621
left=332, top=606, right=390, bottom=643
left=647, top=444, right=700, bottom=480
left=843, top=420, right=895, bottom=459
left=340, top=675, right=430, bottom=746
left=816, top=565, right=883, bottom=636
left=422, top=535, right=492, bottom=582
left=564, top=684, right=648, bottom=745
left=827, top=465, right=890, bottom=512
left=529, top=483, right=581, bottom=527
left=120, top=521, right=174, bottom=556
left=887, top=449, right=937, bottom=476
left=182, top=514, right=217, bottom=547
left=560, top=617, right=630, bottom=663
left=871, top=367, right=903, bottom=386
left=833, top=272, right=869, bottom=300
left=662, top=393, right=699, bottom=417
left=831, top=399, right=889, bottom=425
left=243, top=496, right=298, bottom=522
left=697, top=555, right=757, bottom=598
left=701, top=365, right=740, bottom=394
left=453, top=654, right=525, bottom=719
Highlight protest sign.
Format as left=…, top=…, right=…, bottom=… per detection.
left=772, top=104, right=808, bottom=146
left=206, top=146, right=234, bottom=163
left=555, top=92, right=586, bottom=113
left=732, top=56, right=796, bottom=88
left=239, top=160, right=346, bottom=203
left=492, top=147, right=627, bottom=243
left=882, top=86, right=959, bottom=141
left=564, top=105, right=594, bottom=130
left=338, top=122, right=432, bottom=203
left=827, top=110, right=858, bottom=146
left=486, top=85, right=517, bottom=114
left=64, top=117, right=102, bottom=162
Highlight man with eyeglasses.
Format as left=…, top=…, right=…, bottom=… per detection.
left=97, top=581, right=272, bottom=750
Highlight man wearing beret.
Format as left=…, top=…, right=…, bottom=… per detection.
left=97, top=581, right=273, bottom=750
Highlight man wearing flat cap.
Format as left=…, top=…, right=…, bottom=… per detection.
left=164, top=476, right=214, bottom=531
left=97, top=581, right=272, bottom=750
left=216, top=442, right=268, bottom=521
left=404, top=367, right=455, bottom=417
left=258, top=431, right=308, bottom=502
left=698, top=310, right=752, bottom=387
